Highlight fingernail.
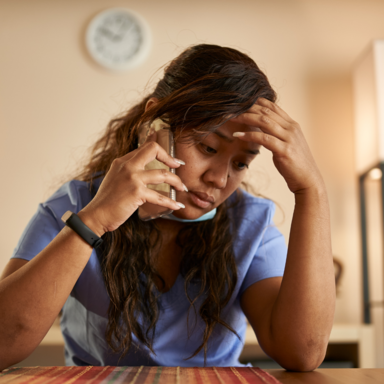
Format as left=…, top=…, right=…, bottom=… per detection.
left=176, top=202, right=185, bottom=209
left=183, top=184, right=188, bottom=192
left=174, top=158, right=185, bottom=165
left=233, top=132, right=245, bottom=137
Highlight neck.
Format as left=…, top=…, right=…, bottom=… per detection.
left=155, top=218, right=186, bottom=240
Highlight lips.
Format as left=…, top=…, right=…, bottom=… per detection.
left=190, top=191, right=215, bottom=203
left=188, top=191, right=215, bottom=209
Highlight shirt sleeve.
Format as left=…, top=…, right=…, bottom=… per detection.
left=11, top=203, right=62, bottom=261
left=10, top=180, right=87, bottom=262
left=239, top=209, right=288, bottom=297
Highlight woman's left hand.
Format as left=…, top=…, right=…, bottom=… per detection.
left=232, top=98, right=324, bottom=194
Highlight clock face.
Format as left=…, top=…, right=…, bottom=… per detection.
left=86, top=8, right=151, bottom=71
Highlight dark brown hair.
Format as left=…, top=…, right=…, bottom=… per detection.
left=75, top=44, right=276, bottom=363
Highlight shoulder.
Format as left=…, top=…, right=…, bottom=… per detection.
left=227, top=189, right=276, bottom=228
left=10, top=179, right=99, bottom=261
left=228, top=190, right=287, bottom=294
left=43, top=179, right=100, bottom=221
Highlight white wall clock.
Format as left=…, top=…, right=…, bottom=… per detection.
left=85, top=8, right=151, bottom=72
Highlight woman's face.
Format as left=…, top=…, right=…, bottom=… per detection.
left=173, top=120, right=260, bottom=219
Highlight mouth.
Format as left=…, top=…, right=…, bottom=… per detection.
left=188, top=191, right=215, bottom=209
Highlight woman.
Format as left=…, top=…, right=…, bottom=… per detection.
left=0, top=44, right=335, bottom=371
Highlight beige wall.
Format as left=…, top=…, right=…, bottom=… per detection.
left=1, top=0, right=384, bottom=325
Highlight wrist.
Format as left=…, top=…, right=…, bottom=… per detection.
left=77, top=210, right=106, bottom=238
left=294, top=184, right=330, bottom=218
left=294, top=181, right=327, bottom=200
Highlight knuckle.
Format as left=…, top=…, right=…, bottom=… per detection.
left=147, top=141, right=159, bottom=151
left=261, top=107, right=271, bottom=115
left=111, top=158, right=121, bottom=168
left=291, top=122, right=301, bottom=132
left=160, top=168, right=168, bottom=176
left=257, top=97, right=267, bottom=104
left=261, top=115, right=270, bottom=124
left=283, top=145, right=293, bottom=158
left=157, top=193, right=166, bottom=203
left=263, top=133, right=271, bottom=142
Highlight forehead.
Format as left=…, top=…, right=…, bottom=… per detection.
left=210, top=120, right=261, bottom=153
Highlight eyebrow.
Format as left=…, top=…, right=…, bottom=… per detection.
left=213, top=131, right=260, bottom=155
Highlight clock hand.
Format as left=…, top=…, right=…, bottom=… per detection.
left=113, top=23, right=136, bottom=42
left=112, top=22, right=134, bottom=42
left=99, top=27, right=115, bottom=40
left=113, top=33, right=125, bottom=42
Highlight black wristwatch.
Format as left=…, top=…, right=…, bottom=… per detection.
left=61, top=211, right=103, bottom=248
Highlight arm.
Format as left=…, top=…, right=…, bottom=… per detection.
left=241, top=188, right=334, bottom=371
left=0, top=137, right=186, bottom=370
left=235, top=98, right=335, bottom=371
left=0, top=211, right=101, bottom=370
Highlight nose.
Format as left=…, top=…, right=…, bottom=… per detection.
left=203, top=161, right=229, bottom=189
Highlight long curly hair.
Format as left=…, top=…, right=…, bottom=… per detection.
left=75, top=44, right=276, bottom=364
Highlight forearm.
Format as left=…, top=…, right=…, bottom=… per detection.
left=270, top=185, right=335, bottom=370
left=0, top=211, right=102, bottom=369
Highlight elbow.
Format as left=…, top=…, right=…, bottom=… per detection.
left=0, top=326, right=38, bottom=371
left=279, top=355, right=325, bottom=372
left=0, top=358, right=14, bottom=372
left=0, top=346, right=23, bottom=371
left=0, top=342, right=35, bottom=372
left=274, top=338, right=328, bottom=372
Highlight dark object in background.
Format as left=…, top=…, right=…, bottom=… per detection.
left=333, top=257, right=343, bottom=294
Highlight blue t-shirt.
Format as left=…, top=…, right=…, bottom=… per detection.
left=11, top=180, right=287, bottom=367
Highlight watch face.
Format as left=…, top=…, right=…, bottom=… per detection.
left=86, top=8, right=151, bottom=71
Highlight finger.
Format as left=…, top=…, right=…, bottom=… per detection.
left=143, top=189, right=185, bottom=211
left=140, top=169, right=188, bottom=192
left=114, top=131, right=157, bottom=164
left=256, top=98, right=296, bottom=124
left=232, top=103, right=291, bottom=131
left=133, top=141, right=185, bottom=169
left=111, top=149, right=138, bottom=165
left=109, top=132, right=157, bottom=163
left=232, top=112, right=289, bottom=142
left=233, top=131, right=285, bottom=154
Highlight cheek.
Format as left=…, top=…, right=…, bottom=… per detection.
left=224, top=175, right=243, bottom=195
left=174, top=144, right=204, bottom=178
left=175, top=160, right=203, bottom=184
left=223, top=171, right=248, bottom=199
left=175, top=142, right=192, bottom=159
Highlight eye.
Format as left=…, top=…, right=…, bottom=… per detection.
left=235, top=162, right=249, bottom=170
left=200, top=144, right=217, bottom=154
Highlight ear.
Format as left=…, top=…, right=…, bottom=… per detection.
left=145, top=97, right=159, bottom=112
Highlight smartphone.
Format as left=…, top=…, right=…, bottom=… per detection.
left=137, top=119, right=176, bottom=221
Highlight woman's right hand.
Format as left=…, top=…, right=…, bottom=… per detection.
left=79, top=133, right=186, bottom=236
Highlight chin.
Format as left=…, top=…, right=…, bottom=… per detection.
left=172, top=206, right=209, bottom=220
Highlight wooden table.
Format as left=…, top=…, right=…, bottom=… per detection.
left=1, top=367, right=383, bottom=383
left=267, top=368, right=384, bottom=383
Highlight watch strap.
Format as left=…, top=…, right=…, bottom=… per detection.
left=61, top=211, right=103, bottom=248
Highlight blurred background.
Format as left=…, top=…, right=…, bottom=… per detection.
left=1, top=0, right=384, bottom=369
